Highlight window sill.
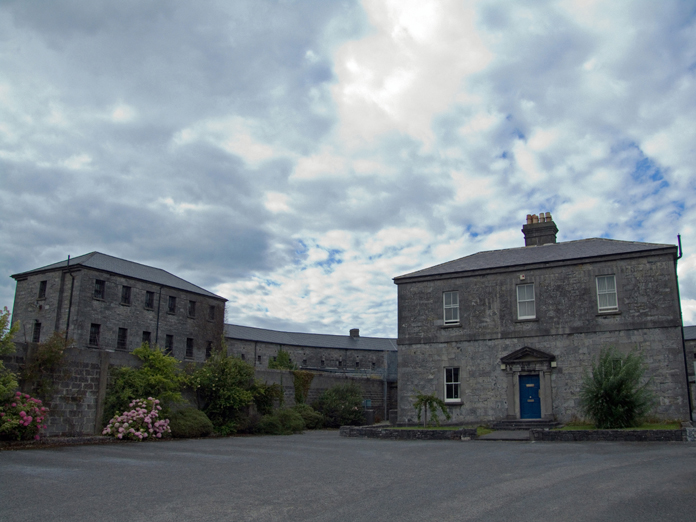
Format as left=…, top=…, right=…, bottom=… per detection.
left=188, top=315, right=196, bottom=319
left=444, top=400, right=462, bottom=406
left=514, top=318, right=539, bottom=323
left=93, top=297, right=105, bottom=302
left=597, top=310, right=621, bottom=316
left=120, top=303, right=131, bottom=307
left=441, top=323, right=461, bottom=329
left=144, top=307, right=154, bottom=311
left=167, top=312, right=176, bottom=316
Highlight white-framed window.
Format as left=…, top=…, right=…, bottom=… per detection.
left=596, top=275, right=618, bottom=312
left=444, top=367, right=460, bottom=403
left=517, top=283, right=536, bottom=319
left=443, top=291, right=459, bottom=324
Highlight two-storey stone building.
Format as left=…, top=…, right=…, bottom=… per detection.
left=10, top=252, right=226, bottom=361
left=394, top=214, right=692, bottom=425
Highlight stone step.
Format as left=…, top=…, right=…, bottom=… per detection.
left=491, top=420, right=560, bottom=431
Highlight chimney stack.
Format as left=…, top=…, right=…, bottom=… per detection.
left=522, top=212, right=558, bottom=246
left=350, top=328, right=360, bottom=338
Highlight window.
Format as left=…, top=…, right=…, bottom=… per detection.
left=208, top=305, right=216, bottom=321
left=38, top=280, right=47, bottom=299
left=241, top=353, right=246, bottom=361
left=188, top=300, right=196, bottom=318
left=443, top=291, right=459, bottom=324
left=371, top=361, right=376, bottom=370
left=89, top=323, right=101, bottom=347
left=517, top=284, right=535, bottom=319
left=206, top=341, right=213, bottom=359
left=338, top=358, right=342, bottom=367
left=94, top=279, right=105, bottom=300
left=186, top=338, right=194, bottom=359
left=32, top=321, right=41, bottom=343
left=355, top=358, right=360, bottom=368
left=321, top=358, right=325, bottom=367
left=302, top=358, right=307, bottom=366
left=257, top=354, right=262, bottom=363
left=165, top=335, right=173, bottom=355
left=167, top=296, right=176, bottom=314
left=121, top=286, right=131, bottom=305
left=596, top=275, right=618, bottom=312
left=145, top=291, right=155, bottom=310
left=142, top=331, right=151, bottom=346
left=117, top=328, right=128, bottom=350
left=445, top=367, right=461, bottom=403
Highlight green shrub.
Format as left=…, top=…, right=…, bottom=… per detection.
left=257, top=408, right=305, bottom=435
left=293, top=403, right=324, bottom=429
left=292, top=370, right=314, bottom=404
left=103, top=344, right=185, bottom=427
left=21, top=331, right=68, bottom=401
left=168, top=408, right=214, bottom=438
left=251, top=381, right=283, bottom=415
left=0, top=307, right=19, bottom=402
left=268, top=348, right=297, bottom=370
left=412, top=391, right=451, bottom=427
left=189, top=349, right=255, bottom=435
left=312, top=383, right=364, bottom=428
left=579, top=347, right=655, bottom=429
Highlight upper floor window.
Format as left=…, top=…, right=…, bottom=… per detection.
left=445, top=367, right=460, bottom=403
left=443, top=291, right=459, bottom=324
left=32, top=321, right=41, bottom=343
left=94, top=279, right=105, bottom=300
left=89, top=323, right=101, bottom=347
left=121, top=286, right=131, bottom=306
left=188, top=300, right=196, bottom=318
left=142, top=331, right=151, bottom=346
left=186, top=338, right=194, bottom=359
left=167, top=296, right=176, bottom=314
left=144, top=291, right=155, bottom=310
left=117, top=328, right=128, bottom=350
left=208, top=305, right=216, bottom=321
left=517, top=284, right=535, bottom=319
left=38, top=280, right=47, bottom=299
left=596, top=275, right=618, bottom=312
left=165, top=335, right=174, bottom=355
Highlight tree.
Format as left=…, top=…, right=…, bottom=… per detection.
left=312, top=383, right=364, bottom=428
left=268, top=348, right=297, bottom=370
left=412, top=391, right=451, bottom=427
left=579, top=347, right=654, bottom=429
left=0, top=307, right=19, bottom=402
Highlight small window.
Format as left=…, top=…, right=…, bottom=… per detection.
left=596, top=275, right=618, bottom=312
left=38, top=280, right=47, bottom=299
left=517, top=284, right=535, bottom=319
left=32, top=321, right=41, bottom=343
left=338, top=358, right=342, bottom=367
left=165, top=335, right=173, bottom=355
left=167, top=296, right=176, bottom=314
left=371, top=361, right=376, bottom=370
left=145, top=291, right=155, bottom=310
left=89, top=323, right=101, bottom=346
left=302, top=358, right=307, bottom=366
left=121, top=286, right=131, bottom=305
left=206, top=341, right=213, bottom=359
left=355, top=358, right=360, bottom=368
left=142, top=331, right=151, bottom=346
left=241, top=353, right=246, bottom=361
left=117, top=328, right=128, bottom=350
left=208, top=305, right=216, bottom=321
left=186, top=338, right=194, bottom=359
left=94, top=280, right=105, bottom=300
left=443, top=291, right=459, bottom=324
left=257, top=354, right=262, bottom=363
left=188, top=300, right=196, bottom=318
left=445, top=367, right=460, bottom=403
left=321, top=358, right=325, bottom=367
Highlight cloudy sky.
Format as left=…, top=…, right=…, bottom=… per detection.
left=1, top=0, right=695, bottom=337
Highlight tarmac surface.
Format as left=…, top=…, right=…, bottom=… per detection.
left=2, top=430, right=696, bottom=522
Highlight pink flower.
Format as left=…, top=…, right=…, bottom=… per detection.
left=16, top=391, right=21, bottom=396
left=11, top=403, right=16, bottom=407
left=34, top=435, right=40, bottom=440
left=0, top=413, right=4, bottom=417
left=26, top=416, right=32, bottom=423
left=19, top=411, right=26, bottom=417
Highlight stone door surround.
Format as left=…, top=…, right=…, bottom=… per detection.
left=501, top=347, right=556, bottom=420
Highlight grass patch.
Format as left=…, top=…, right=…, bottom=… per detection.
left=390, top=426, right=464, bottom=431
left=476, top=426, right=494, bottom=436
left=557, top=422, right=681, bottom=431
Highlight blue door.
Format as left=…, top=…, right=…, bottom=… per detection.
left=519, top=375, right=541, bottom=419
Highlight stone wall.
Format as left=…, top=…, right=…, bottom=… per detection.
left=398, top=327, right=690, bottom=425
left=2, top=343, right=396, bottom=437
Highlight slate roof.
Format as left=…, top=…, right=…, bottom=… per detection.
left=395, top=238, right=677, bottom=281
left=224, top=324, right=397, bottom=352
left=684, top=325, right=696, bottom=341
left=11, top=252, right=225, bottom=300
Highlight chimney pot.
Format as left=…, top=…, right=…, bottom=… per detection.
left=526, top=214, right=532, bottom=224
left=545, top=212, right=552, bottom=220
left=350, top=328, right=359, bottom=338
left=532, top=214, right=539, bottom=223
left=522, top=212, right=558, bottom=246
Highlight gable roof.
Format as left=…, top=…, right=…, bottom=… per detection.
left=394, top=238, right=676, bottom=282
left=11, top=252, right=225, bottom=300
left=224, top=323, right=397, bottom=352
left=685, top=325, right=696, bottom=341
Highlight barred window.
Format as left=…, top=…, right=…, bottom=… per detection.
left=208, top=305, right=216, bottom=321
left=38, top=280, right=47, bottom=299
left=165, top=335, right=173, bottom=355
left=32, top=321, right=41, bottom=343
left=94, top=280, right=105, bottom=300
left=117, top=328, right=128, bottom=350
left=188, top=300, right=196, bottom=318
left=121, top=286, right=131, bottom=305
left=142, top=331, right=151, bottom=346
left=145, top=291, right=155, bottom=310
left=167, top=296, right=176, bottom=314
left=89, top=323, right=101, bottom=347
left=186, top=338, right=194, bottom=359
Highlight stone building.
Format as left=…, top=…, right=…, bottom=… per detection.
left=10, top=252, right=226, bottom=361
left=394, top=213, right=692, bottom=425
left=685, top=325, right=696, bottom=412
left=225, top=324, right=397, bottom=379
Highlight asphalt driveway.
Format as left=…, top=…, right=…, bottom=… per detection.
left=1, top=431, right=695, bottom=522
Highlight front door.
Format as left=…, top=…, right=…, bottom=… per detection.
left=519, top=374, right=541, bottom=419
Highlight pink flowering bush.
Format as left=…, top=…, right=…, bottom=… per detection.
left=0, top=391, right=49, bottom=441
left=102, top=397, right=171, bottom=441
